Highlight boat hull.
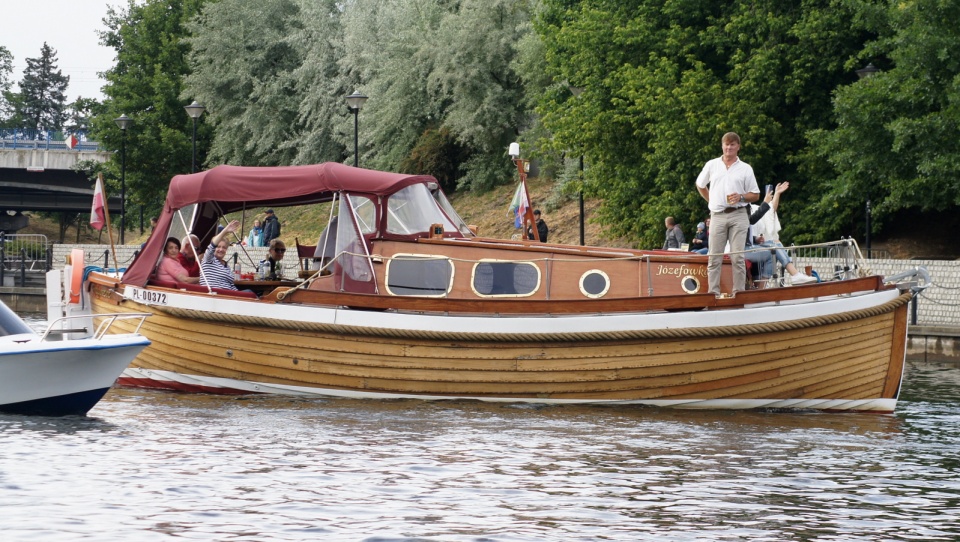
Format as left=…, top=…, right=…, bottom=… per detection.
left=92, top=282, right=911, bottom=413
left=0, top=337, right=150, bottom=416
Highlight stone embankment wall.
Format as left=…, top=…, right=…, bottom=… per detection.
left=827, top=257, right=959, bottom=363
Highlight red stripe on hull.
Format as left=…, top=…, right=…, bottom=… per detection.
left=116, top=377, right=257, bottom=395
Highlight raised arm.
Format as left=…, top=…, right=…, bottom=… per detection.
left=211, top=220, right=241, bottom=247
left=770, top=181, right=790, bottom=213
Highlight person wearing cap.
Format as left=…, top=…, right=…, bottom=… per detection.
left=261, top=209, right=281, bottom=244
left=526, top=209, right=549, bottom=243
left=690, top=221, right=709, bottom=254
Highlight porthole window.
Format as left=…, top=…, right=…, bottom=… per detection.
left=385, top=255, right=454, bottom=297
left=579, top=270, right=610, bottom=298
left=680, top=275, right=701, bottom=294
left=472, top=261, right=540, bottom=297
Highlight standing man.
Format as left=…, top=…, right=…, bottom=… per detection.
left=262, top=209, right=281, bottom=245
left=662, top=217, right=685, bottom=249
left=695, top=132, right=760, bottom=295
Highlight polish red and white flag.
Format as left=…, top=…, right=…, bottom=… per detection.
left=90, top=176, right=107, bottom=231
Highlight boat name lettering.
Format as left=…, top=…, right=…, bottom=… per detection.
left=130, top=288, right=167, bottom=305
left=656, top=264, right=706, bottom=277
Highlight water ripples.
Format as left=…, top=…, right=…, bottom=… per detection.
left=1, top=350, right=959, bottom=540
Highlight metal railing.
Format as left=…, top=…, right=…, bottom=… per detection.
left=0, top=128, right=101, bottom=152
left=40, top=312, right=150, bottom=341
left=0, top=233, right=52, bottom=287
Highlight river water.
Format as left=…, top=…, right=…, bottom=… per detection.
left=2, top=318, right=959, bottom=541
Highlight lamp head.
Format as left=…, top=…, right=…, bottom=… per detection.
left=856, top=63, right=879, bottom=79
left=346, top=90, right=368, bottom=111
left=184, top=101, right=206, bottom=119
left=114, top=114, right=133, bottom=131
left=508, top=142, right=520, bottom=159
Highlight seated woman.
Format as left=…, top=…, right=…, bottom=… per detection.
left=156, top=237, right=200, bottom=284
left=200, top=220, right=242, bottom=291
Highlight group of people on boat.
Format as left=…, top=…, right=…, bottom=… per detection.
left=153, top=219, right=289, bottom=293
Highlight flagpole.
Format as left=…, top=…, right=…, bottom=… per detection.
left=98, top=173, right=122, bottom=276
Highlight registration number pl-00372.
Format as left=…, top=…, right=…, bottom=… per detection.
left=129, top=288, right=168, bottom=305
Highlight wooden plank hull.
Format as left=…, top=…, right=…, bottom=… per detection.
left=89, top=281, right=911, bottom=412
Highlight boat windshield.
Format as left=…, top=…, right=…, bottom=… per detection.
left=0, top=300, right=34, bottom=337
left=433, top=189, right=474, bottom=237
left=351, top=195, right=377, bottom=235
left=386, top=184, right=458, bottom=236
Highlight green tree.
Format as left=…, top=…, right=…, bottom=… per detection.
left=808, top=0, right=960, bottom=239
left=93, top=0, right=209, bottom=230
left=336, top=0, right=536, bottom=190
left=65, top=97, right=102, bottom=134
left=16, top=42, right=70, bottom=131
left=338, top=0, right=448, bottom=172
left=535, top=0, right=875, bottom=249
left=430, top=0, right=536, bottom=190
left=0, top=46, right=13, bottom=123
left=184, top=0, right=312, bottom=166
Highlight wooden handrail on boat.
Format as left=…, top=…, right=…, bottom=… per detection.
left=263, top=275, right=887, bottom=315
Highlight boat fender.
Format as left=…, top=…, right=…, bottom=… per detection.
left=69, top=248, right=85, bottom=305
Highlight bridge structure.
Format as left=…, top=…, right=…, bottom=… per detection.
left=1, top=129, right=119, bottom=232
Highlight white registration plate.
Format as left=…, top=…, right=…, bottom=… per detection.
left=129, top=287, right=168, bottom=305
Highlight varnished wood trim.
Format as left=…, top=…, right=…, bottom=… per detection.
left=279, top=276, right=887, bottom=314
left=882, top=300, right=910, bottom=399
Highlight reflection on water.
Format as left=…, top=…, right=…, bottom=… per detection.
left=2, top=317, right=958, bottom=540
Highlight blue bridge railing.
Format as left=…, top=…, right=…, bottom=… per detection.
left=0, top=128, right=103, bottom=152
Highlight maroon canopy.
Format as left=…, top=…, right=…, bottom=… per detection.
left=124, top=163, right=436, bottom=286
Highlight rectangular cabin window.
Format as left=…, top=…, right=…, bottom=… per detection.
left=385, top=255, right=454, bottom=297
left=471, top=261, right=541, bottom=297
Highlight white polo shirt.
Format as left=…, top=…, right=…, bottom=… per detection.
left=696, top=156, right=760, bottom=214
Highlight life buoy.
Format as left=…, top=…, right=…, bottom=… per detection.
left=69, top=248, right=84, bottom=305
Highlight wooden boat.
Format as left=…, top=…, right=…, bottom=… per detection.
left=49, top=163, right=928, bottom=412
left=0, top=297, right=149, bottom=416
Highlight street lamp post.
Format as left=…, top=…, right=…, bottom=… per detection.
left=345, top=91, right=368, bottom=167
left=114, top=114, right=132, bottom=244
left=856, top=63, right=879, bottom=257
left=568, top=85, right=586, bottom=246
left=184, top=101, right=206, bottom=173
left=579, top=155, right=585, bottom=246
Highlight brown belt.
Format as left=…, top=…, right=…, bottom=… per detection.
left=715, top=206, right=746, bottom=214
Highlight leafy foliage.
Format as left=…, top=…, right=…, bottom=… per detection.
left=535, top=0, right=876, bottom=248
left=0, top=46, right=13, bottom=122
left=14, top=43, right=70, bottom=131
left=399, top=127, right=470, bottom=192
left=808, top=0, right=960, bottom=238
left=85, top=0, right=954, bottom=249
left=182, top=0, right=535, bottom=191
left=184, top=0, right=311, bottom=166
left=93, top=0, right=209, bottom=227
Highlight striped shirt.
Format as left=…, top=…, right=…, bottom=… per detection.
left=199, top=245, right=237, bottom=290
